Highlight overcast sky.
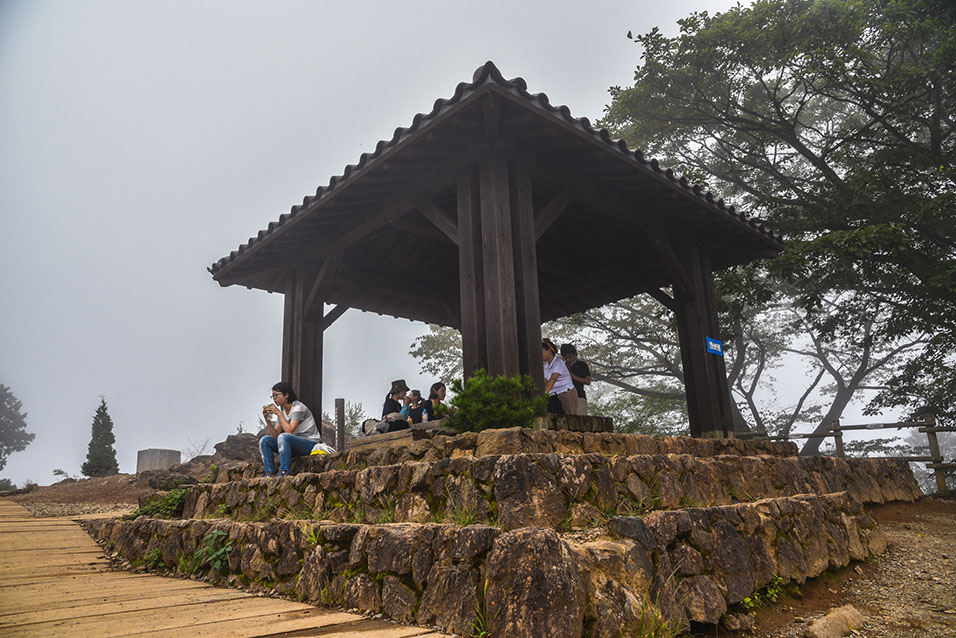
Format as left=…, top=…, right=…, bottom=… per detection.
left=0, top=0, right=775, bottom=485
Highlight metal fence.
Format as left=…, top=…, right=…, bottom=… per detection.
left=738, top=417, right=956, bottom=494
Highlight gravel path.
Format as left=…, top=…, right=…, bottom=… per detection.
left=758, top=498, right=956, bottom=638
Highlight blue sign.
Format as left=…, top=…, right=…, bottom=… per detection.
left=706, top=337, right=723, bottom=356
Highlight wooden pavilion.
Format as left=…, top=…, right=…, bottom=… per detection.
left=209, top=62, right=783, bottom=438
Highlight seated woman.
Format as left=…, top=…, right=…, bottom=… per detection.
left=259, top=382, right=323, bottom=477
left=422, top=382, right=446, bottom=421
left=401, top=389, right=425, bottom=424
left=382, top=379, right=409, bottom=418
left=542, top=338, right=578, bottom=415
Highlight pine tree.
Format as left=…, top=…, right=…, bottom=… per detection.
left=81, top=397, right=119, bottom=477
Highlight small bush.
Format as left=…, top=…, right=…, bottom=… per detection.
left=444, top=369, right=546, bottom=433
left=129, top=488, right=188, bottom=519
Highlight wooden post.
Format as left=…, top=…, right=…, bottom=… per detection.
left=289, top=270, right=324, bottom=420
left=672, top=239, right=732, bottom=437
left=925, top=416, right=948, bottom=494
left=457, top=163, right=487, bottom=377
left=832, top=419, right=845, bottom=458
left=479, top=150, right=520, bottom=376
left=511, top=163, right=544, bottom=389
left=335, top=398, right=346, bottom=453
left=281, top=280, right=295, bottom=383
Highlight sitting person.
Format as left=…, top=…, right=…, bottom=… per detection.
left=422, top=381, right=446, bottom=421
left=401, top=389, right=426, bottom=424
left=259, top=382, right=323, bottom=477
left=542, top=338, right=578, bottom=415
left=382, top=379, right=409, bottom=418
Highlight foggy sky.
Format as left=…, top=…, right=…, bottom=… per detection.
left=0, top=0, right=754, bottom=485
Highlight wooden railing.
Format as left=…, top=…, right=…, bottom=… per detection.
left=738, top=417, right=956, bottom=494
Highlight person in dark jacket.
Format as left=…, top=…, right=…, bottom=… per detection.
left=560, top=343, right=591, bottom=415
left=382, top=379, right=410, bottom=418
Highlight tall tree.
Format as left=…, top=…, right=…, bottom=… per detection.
left=604, top=0, right=956, bottom=452
left=81, top=397, right=119, bottom=477
left=0, top=385, right=33, bottom=472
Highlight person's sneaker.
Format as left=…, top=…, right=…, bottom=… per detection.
left=263, top=472, right=276, bottom=478
left=278, top=471, right=290, bottom=477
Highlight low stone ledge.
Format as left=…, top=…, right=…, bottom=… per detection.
left=223, top=428, right=799, bottom=481
left=84, top=491, right=889, bottom=638
left=192, top=452, right=920, bottom=529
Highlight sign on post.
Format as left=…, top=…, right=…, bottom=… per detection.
left=706, top=337, right=723, bottom=356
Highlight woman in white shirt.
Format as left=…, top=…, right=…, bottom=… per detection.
left=259, top=381, right=322, bottom=477
left=542, top=338, right=578, bottom=415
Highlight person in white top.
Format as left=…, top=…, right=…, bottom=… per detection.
left=542, top=338, right=578, bottom=415
left=259, top=381, right=322, bottom=477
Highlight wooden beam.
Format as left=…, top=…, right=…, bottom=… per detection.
left=649, top=234, right=695, bottom=300
left=646, top=287, right=676, bottom=312
left=483, top=93, right=500, bottom=141
left=415, top=198, right=459, bottom=245
left=332, top=160, right=459, bottom=249
left=534, top=188, right=574, bottom=241
left=319, top=302, right=350, bottom=331
left=391, top=217, right=449, bottom=244
left=304, top=255, right=339, bottom=321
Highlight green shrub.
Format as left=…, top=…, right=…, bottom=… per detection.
left=129, top=488, right=188, bottom=519
left=444, top=369, right=546, bottom=433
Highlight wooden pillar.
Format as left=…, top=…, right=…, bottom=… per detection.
left=479, top=150, right=521, bottom=376
left=698, top=251, right=734, bottom=434
left=672, top=240, right=732, bottom=437
left=281, top=279, right=295, bottom=383
left=457, top=163, right=487, bottom=378
left=511, top=163, right=544, bottom=389
left=285, top=270, right=325, bottom=420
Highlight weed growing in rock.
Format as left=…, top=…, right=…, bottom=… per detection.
left=193, top=529, right=233, bottom=573
left=278, top=503, right=315, bottom=520
left=202, top=464, right=219, bottom=484
left=129, top=488, right=188, bottom=519
left=142, top=546, right=163, bottom=570
left=373, top=495, right=396, bottom=524
left=470, top=579, right=495, bottom=638
left=444, top=498, right=477, bottom=526
left=739, top=574, right=784, bottom=610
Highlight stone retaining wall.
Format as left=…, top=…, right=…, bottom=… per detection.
left=192, top=453, right=920, bottom=529
left=84, top=491, right=885, bottom=638
left=223, top=427, right=799, bottom=482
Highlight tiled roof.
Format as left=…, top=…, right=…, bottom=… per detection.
left=210, top=61, right=781, bottom=279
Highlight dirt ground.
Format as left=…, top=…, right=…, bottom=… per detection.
left=690, top=497, right=956, bottom=638
left=5, top=479, right=954, bottom=637
left=6, top=473, right=148, bottom=516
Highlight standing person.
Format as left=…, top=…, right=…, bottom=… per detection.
left=422, top=382, right=446, bottom=421
left=542, top=338, right=577, bottom=415
left=382, top=379, right=409, bottom=418
left=259, top=382, right=322, bottom=477
left=560, top=344, right=591, bottom=415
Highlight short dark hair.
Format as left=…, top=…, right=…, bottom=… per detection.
left=429, top=382, right=446, bottom=400
left=272, top=381, right=297, bottom=403
left=560, top=343, right=577, bottom=356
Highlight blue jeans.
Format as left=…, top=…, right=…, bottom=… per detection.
left=259, top=433, right=315, bottom=474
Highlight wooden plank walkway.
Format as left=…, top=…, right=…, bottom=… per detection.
left=0, top=500, right=449, bottom=638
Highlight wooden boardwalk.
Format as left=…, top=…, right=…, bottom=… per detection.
left=0, top=501, right=448, bottom=638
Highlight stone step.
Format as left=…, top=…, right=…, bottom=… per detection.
left=187, top=452, right=921, bottom=530
left=222, top=427, right=799, bottom=482
left=84, top=491, right=889, bottom=638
